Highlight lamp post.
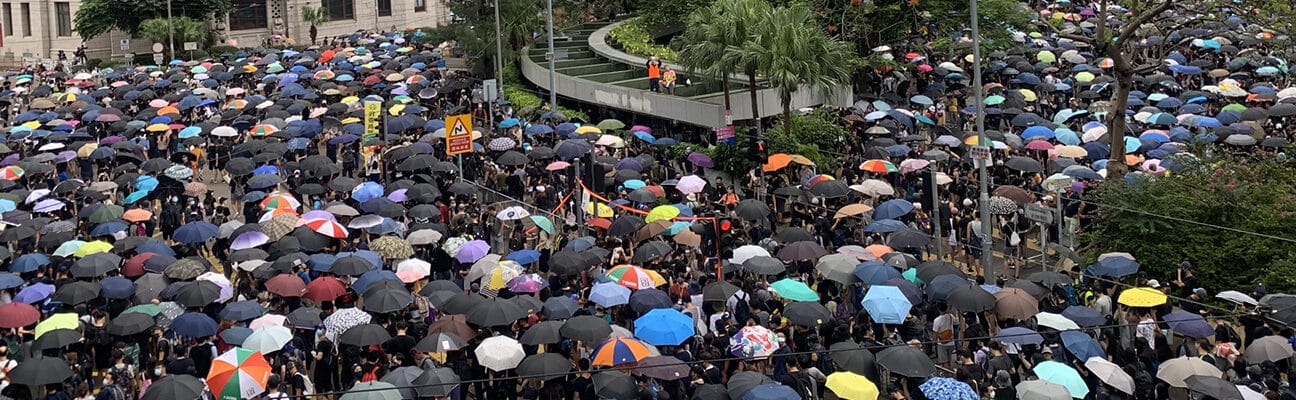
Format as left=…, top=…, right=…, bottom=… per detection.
left=167, top=0, right=175, bottom=61
left=970, top=0, right=993, bottom=278
left=545, top=0, right=556, bottom=110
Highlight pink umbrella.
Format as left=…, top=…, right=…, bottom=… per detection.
left=546, top=161, right=570, bottom=171
left=630, top=125, right=651, bottom=133
left=1025, top=140, right=1055, bottom=151
left=676, top=175, right=707, bottom=194
left=686, top=152, right=713, bottom=168
left=506, top=273, right=549, bottom=293
left=917, top=64, right=933, bottom=73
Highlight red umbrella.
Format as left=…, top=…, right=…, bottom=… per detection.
left=123, top=253, right=155, bottom=277
left=363, top=75, right=381, bottom=86
left=588, top=218, right=611, bottom=230
left=0, top=303, right=39, bottom=328
left=304, top=276, right=347, bottom=302
left=265, top=274, right=306, bottom=297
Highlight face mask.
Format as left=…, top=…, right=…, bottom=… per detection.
left=102, top=379, right=110, bottom=386
left=154, top=368, right=162, bottom=376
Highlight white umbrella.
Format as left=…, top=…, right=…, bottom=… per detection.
left=242, top=326, right=293, bottom=354
left=495, top=206, right=530, bottom=221
left=1015, top=380, right=1071, bottom=400
left=475, top=336, right=525, bottom=371
left=322, top=307, right=372, bottom=342
left=196, top=272, right=234, bottom=303
left=676, top=175, right=707, bottom=194
left=1238, top=385, right=1267, bottom=400
left=729, top=245, right=771, bottom=265
left=1157, top=356, right=1223, bottom=387
left=850, top=179, right=894, bottom=197
left=1215, top=290, right=1258, bottom=305
left=212, top=126, right=238, bottom=137
left=1084, top=357, right=1134, bottom=395
left=466, top=254, right=503, bottom=282
left=407, top=229, right=443, bottom=245
left=1035, top=312, right=1081, bottom=331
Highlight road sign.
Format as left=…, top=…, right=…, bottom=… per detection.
left=152, top=53, right=164, bottom=65
left=715, top=125, right=735, bottom=144
left=482, top=79, right=498, bottom=103
left=183, top=42, right=198, bottom=51
left=1024, top=203, right=1055, bottom=224
left=445, top=114, right=474, bottom=155
left=151, top=42, right=164, bottom=53
left=1044, top=175, right=1074, bottom=193
left=120, top=39, right=130, bottom=50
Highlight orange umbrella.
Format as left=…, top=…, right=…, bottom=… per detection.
left=763, top=154, right=793, bottom=172
left=865, top=244, right=894, bottom=259
left=122, top=209, right=153, bottom=222
left=208, top=348, right=272, bottom=400
left=156, top=106, right=180, bottom=116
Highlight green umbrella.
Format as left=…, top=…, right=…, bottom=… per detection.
left=902, top=268, right=923, bottom=285
left=530, top=215, right=555, bottom=234
left=123, top=304, right=162, bottom=316
left=985, top=95, right=1006, bottom=106
left=1037, top=50, right=1057, bottom=63
left=596, top=119, right=626, bottom=131
left=1033, top=361, right=1090, bottom=398
left=770, top=279, right=819, bottom=302
left=1222, top=103, right=1246, bottom=112
left=89, top=204, right=125, bottom=224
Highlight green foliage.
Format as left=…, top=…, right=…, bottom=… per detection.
left=138, top=17, right=208, bottom=48
left=766, top=110, right=846, bottom=169
left=1081, top=155, right=1296, bottom=293
left=636, top=0, right=712, bottom=26
left=300, top=5, right=330, bottom=26
left=74, top=0, right=230, bottom=40
left=608, top=18, right=678, bottom=60
left=207, top=45, right=239, bottom=56
left=97, top=60, right=119, bottom=69
left=798, top=0, right=1029, bottom=65
left=501, top=63, right=591, bottom=122
left=133, top=53, right=159, bottom=66
left=187, top=50, right=210, bottom=60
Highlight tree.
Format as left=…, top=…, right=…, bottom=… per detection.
left=797, top=0, right=1031, bottom=56
left=138, top=17, right=208, bottom=48
left=746, top=4, right=855, bottom=138
left=74, top=0, right=230, bottom=41
left=300, top=6, right=329, bottom=45
left=1035, top=0, right=1294, bottom=180
left=678, top=0, right=768, bottom=123
left=1082, top=154, right=1296, bottom=293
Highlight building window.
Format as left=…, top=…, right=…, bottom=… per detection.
left=414, top=0, right=425, bottom=12
left=54, top=2, right=69, bottom=36
left=321, top=0, right=353, bottom=20
left=2, top=4, right=11, bottom=36
left=377, top=0, right=391, bottom=16
left=228, top=0, right=267, bottom=30
left=20, top=2, right=29, bottom=36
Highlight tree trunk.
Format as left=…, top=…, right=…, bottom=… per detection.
left=721, top=78, right=731, bottom=118
left=782, top=99, right=793, bottom=137
left=1105, top=47, right=1134, bottom=179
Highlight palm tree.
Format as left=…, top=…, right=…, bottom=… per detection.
left=678, top=0, right=766, bottom=119
left=746, top=4, right=854, bottom=136
left=300, top=6, right=330, bottom=45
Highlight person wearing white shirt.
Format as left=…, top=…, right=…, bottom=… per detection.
left=1137, top=311, right=1159, bottom=349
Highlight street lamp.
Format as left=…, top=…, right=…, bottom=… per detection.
left=167, top=0, right=175, bottom=61
left=545, top=0, right=556, bottom=110
left=969, top=0, right=993, bottom=278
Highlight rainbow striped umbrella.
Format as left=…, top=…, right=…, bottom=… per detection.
left=590, top=337, right=654, bottom=366
left=249, top=125, right=279, bottom=136
left=259, top=193, right=300, bottom=210
left=207, top=347, right=272, bottom=400
left=313, top=70, right=336, bottom=80
left=0, top=165, right=24, bottom=181
left=859, top=159, right=899, bottom=173
left=605, top=265, right=665, bottom=290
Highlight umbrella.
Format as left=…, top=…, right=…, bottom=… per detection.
left=1061, top=331, right=1105, bottom=361
left=590, top=282, right=631, bottom=307
left=475, top=335, right=525, bottom=371
left=170, top=312, right=219, bottom=337
left=340, top=323, right=392, bottom=346
left=743, top=384, right=799, bottom=400
left=142, top=375, right=206, bottom=400
left=877, top=345, right=936, bottom=378
left=634, top=308, right=693, bottom=345
left=993, top=288, right=1039, bottom=320
left=1245, top=335, right=1295, bottom=364
left=594, top=371, right=637, bottom=400
left=727, top=371, right=774, bottom=400
left=1015, top=380, right=1072, bottom=400
left=1034, top=360, right=1090, bottom=398
left=412, top=368, right=460, bottom=398
left=561, top=315, right=613, bottom=343
left=861, top=286, right=913, bottom=324
left=208, top=347, right=272, bottom=400
left=1186, top=375, right=1243, bottom=400
left=1157, top=356, right=1223, bottom=387
left=827, top=341, right=877, bottom=380
left=241, top=326, right=293, bottom=354
left=591, top=337, right=654, bottom=366
left=825, top=372, right=879, bottom=400
left=8, top=356, right=74, bottom=386
left=1164, top=310, right=1215, bottom=338
left=768, top=279, right=818, bottom=301
left=341, top=381, right=402, bottom=400
left=416, top=332, right=468, bottom=352
left=380, top=366, right=425, bottom=399
left=918, top=377, right=978, bottom=400
left=516, top=353, right=571, bottom=377
left=1085, top=356, right=1135, bottom=395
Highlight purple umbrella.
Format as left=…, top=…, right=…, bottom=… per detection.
left=506, top=274, right=549, bottom=293
left=614, top=158, right=643, bottom=172
left=387, top=189, right=409, bottom=202
left=0, top=154, right=18, bottom=166
left=230, top=231, right=270, bottom=250
left=454, top=240, right=490, bottom=263
left=301, top=210, right=335, bottom=221
left=33, top=199, right=66, bottom=213
left=56, top=151, right=77, bottom=163
left=15, top=283, right=54, bottom=303
left=100, top=135, right=124, bottom=145
left=687, top=152, right=714, bottom=168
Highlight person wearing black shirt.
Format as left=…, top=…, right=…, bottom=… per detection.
left=382, top=323, right=416, bottom=361
left=189, top=340, right=215, bottom=377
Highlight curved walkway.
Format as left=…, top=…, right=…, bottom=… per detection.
left=520, top=20, right=851, bottom=128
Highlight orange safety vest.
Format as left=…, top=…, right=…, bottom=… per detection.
left=647, top=64, right=661, bottom=79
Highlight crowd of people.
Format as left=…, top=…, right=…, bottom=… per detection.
left=0, top=0, right=1289, bottom=399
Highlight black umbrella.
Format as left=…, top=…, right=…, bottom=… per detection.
left=520, top=320, right=564, bottom=345
left=361, top=285, right=414, bottom=314
left=415, top=332, right=467, bottom=352
left=379, top=366, right=424, bottom=399
left=808, top=180, right=851, bottom=198
left=71, top=252, right=122, bottom=278
left=339, top=323, right=392, bottom=346
left=516, top=353, right=571, bottom=378
left=53, top=280, right=100, bottom=305
left=33, top=329, right=82, bottom=350
left=693, top=384, right=729, bottom=400
left=742, top=256, right=786, bottom=275
left=735, top=199, right=770, bottom=220
left=828, top=341, right=878, bottom=380
left=412, top=367, right=460, bottom=398
left=916, top=261, right=963, bottom=283
left=286, top=306, right=323, bottom=328
left=560, top=315, right=612, bottom=343
left=440, top=293, right=485, bottom=315
left=106, top=312, right=156, bottom=336
left=775, top=227, right=814, bottom=243
left=594, top=370, right=637, bottom=400
left=635, top=355, right=691, bottom=381
left=887, top=228, right=932, bottom=249
left=703, top=281, right=742, bottom=304
left=466, top=298, right=526, bottom=327
left=947, top=285, right=996, bottom=312
left=628, top=288, right=673, bottom=315
left=141, top=375, right=206, bottom=400
left=175, top=281, right=223, bottom=308
left=877, top=345, right=936, bottom=377
left=727, top=371, right=774, bottom=399
left=1004, top=156, right=1044, bottom=172
left=608, top=215, right=646, bottom=236
left=219, top=300, right=265, bottom=321
left=783, top=301, right=833, bottom=327
left=495, top=150, right=530, bottom=166
left=548, top=250, right=587, bottom=275
left=632, top=241, right=672, bottom=263
left=8, top=356, right=74, bottom=385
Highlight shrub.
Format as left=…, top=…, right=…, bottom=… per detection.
left=608, top=17, right=677, bottom=61
left=186, top=50, right=210, bottom=60
left=207, top=45, right=239, bottom=57
left=98, top=60, right=119, bottom=69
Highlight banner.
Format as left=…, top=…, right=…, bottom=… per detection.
left=363, top=102, right=382, bottom=142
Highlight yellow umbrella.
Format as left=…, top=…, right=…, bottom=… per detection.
left=77, top=143, right=99, bottom=158
left=484, top=262, right=523, bottom=290
left=388, top=104, right=406, bottom=116
left=340, top=96, right=360, bottom=104
left=146, top=123, right=170, bottom=132
left=1075, top=71, right=1096, bottom=83
left=826, top=372, right=879, bottom=400
left=645, top=205, right=680, bottom=223
left=1055, top=145, right=1088, bottom=158
left=1019, top=89, right=1038, bottom=102
left=20, top=121, right=40, bottom=129
left=788, top=155, right=815, bottom=166
left=34, top=313, right=79, bottom=339
left=586, top=202, right=614, bottom=218
left=74, top=240, right=113, bottom=257
left=1118, top=287, right=1167, bottom=307
left=1037, top=50, right=1057, bottom=63
left=575, top=126, right=602, bottom=134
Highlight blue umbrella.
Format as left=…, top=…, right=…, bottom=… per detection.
left=91, top=221, right=129, bottom=237
left=1061, top=305, right=1107, bottom=327
left=12, top=254, right=50, bottom=273
left=565, top=236, right=596, bottom=252
left=854, top=262, right=902, bottom=285
left=1061, top=330, right=1105, bottom=361
left=918, top=377, right=978, bottom=400
left=863, top=219, right=906, bottom=233
left=219, top=300, right=265, bottom=321
left=14, top=283, right=54, bottom=303
left=925, top=275, right=966, bottom=302
left=1022, top=125, right=1055, bottom=140
left=220, top=326, right=254, bottom=346
left=1087, top=255, right=1139, bottom=277
left=253, top=165, right=279, bottom=175
left=994, top=326, right=1044, bottom=345
left=1164, top=310, right=1215, bottom=338
left=352, top=181, right=385, bottom=202
left=0, top=273, right=23, bottom=289
left=860, top=285, right=912, bottom=324
left=526, top=125, right=553, bottom=135
left=100, top=277, right=135, bottom=299
left=498, top=118, right=520, bottom=128
left=873, top=199, right=915, bottom=220
left=742, top=384, right=799, bottom=400
left=309, top=253, right=338, bottom=272
left=633, top=131, right=655, bottom=143
left=353, top=269, right=400, bottom=293
left=136, top=241, right=176, bottom=257
left=504, top=249, right=542, bottom=264
left=634, top=308, right=693, bottom=346
left=590, top=282, right=631, bottom=307
left=170, top=312, right=219, bottom=337
left=173, top=221, right=219, bottom=244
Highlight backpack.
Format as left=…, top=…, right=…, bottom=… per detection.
left=732, top=293, right=751, bottom=325
left=296, top=372, right=314, bottom=396
left=1059, top=285, right=1081, bottom=306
